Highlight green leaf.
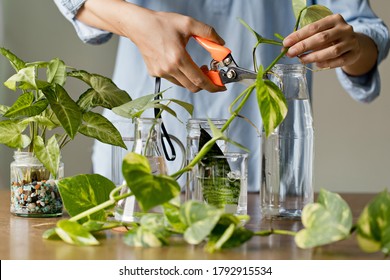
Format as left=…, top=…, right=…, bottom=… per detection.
left=78, top=111, right=126, bottom=148
left=112, top=93, right=156, bottom=118
left=121, top=152, right=181, bottom=212
left=0, top=47, right=26, bottom=71
left=42, top=228, right=61, bottom=240
left=162, top=98, right=194, bottom=116
left=256, top=68, right=288, bottom=137
left=123, top=214, right=170, bottom=247
left=163, top=203, right=187, bottom=233
left=42, top=84, right=82, bottom=139
left=292, top=0, right=307, bottom=19
left=4, top=92, right=49, bottom=118
left=58, top=174, right=116, bottom=223
left=180, top=200, right=224, bottom=245
left=238, top=18, right=263, bottom=42
left=299, top=5, right=333, bottom=28
left=295, top=189, right=353, bottom=248
left=47, top=58, right=66, bottom=85
left=33, top=135, right=61, bottom=178
left=70, top=70, right=131, bottom=110
left=0, top=104, right=9, bottom=115
left=206, top=214, right=253, bottom=252
left=0, top=120, right=30, bottom=148
left=356, top=190, right=390, bottom=255
left=4, top=66, right=37, bottom=91
left=55, top=220, right=99, bottom=246
left=19, top=116, right=58, bottom=130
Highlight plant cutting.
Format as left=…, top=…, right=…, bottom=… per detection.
left=35, top=0, right=390, bottom=256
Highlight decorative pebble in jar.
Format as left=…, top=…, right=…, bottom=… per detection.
left=10, top=151, right=64, bottom=217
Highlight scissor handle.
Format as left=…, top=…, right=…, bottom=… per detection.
left=193, top=36, right=231, bottom=62
left=200, top=66, right=224, bottom=87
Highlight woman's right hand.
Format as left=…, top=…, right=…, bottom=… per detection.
left=78, top=0, right=226, bottom=93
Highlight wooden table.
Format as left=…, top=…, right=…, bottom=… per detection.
left=0, top=189, right=385, bottom=260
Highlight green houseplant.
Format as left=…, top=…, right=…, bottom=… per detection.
left=4, top=0, right=387, bottom=255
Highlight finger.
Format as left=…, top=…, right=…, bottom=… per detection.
left=315, top=50, right=357, bottom=69
left=283, top=15, right=336, bottom=47
left=298, top=40, right=351, bottom=64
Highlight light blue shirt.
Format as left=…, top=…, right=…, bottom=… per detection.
left=54, top=0, right=389, bottom=191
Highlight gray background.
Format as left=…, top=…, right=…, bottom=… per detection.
left=1, top=0, right=389, bottom=193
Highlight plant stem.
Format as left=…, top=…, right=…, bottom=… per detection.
left=254, top=229, right=296, bottom=237
left=265, top=48, right=289, bottom=73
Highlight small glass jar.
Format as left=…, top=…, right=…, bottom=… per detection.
left=10, top=151, right=64, bottom=217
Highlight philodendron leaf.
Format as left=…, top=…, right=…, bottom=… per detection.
left=256, top=67, right=288, bottom=137
left=78, top=111, right=126, bottom=148
left=4, top=92, right=48, bottom=118
left=55, top=220, right=99, bottom=246
left=58, top=174, right=116, bottom=223
left=121, top=152, right=181, bottom=212
left=298, top=5, right=333, bottom=28
left=295, top=189, right=353, bottom=248
left=4, top=66, right=37, bottom=91
left=43, top=84, right=82, bottom=139
left=33, top=135, right=61, bottom=178
left=356, top=190, right=390, bottom=255
left=180, top=200, right=224, bottom=245
left=0, top=104, right=9, bottom=115
left=70, top=70, right=131, bottom=110
left=0, top=120, right=30, bottom=148
left=47, top=58, right=66, bottom=86
left=0, top=47, right=26, bottom=71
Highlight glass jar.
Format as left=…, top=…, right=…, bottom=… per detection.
left=185, top=118, right=228, bottom=201
left=10, top=151, right=64, bottom=217
left=260, top=64, right=314, bottom=219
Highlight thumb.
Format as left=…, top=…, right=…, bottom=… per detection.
left=191, top=20, right=225, bottom=45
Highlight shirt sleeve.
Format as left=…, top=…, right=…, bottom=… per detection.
left=325, top=0, right=390, bottom=103
left=53, top=0, right=113, bottom=44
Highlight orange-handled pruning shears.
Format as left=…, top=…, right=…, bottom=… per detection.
left=194, top=36, right=257, bottom=87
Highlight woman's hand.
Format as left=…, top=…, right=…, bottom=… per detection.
left=283, top=14, right=378, bottom=76
left=78, top=0, right=226, bottom=93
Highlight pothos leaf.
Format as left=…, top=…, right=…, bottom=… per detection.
left=121, top=152, right=181, bottom=212
left=55, top=220, right=99, bottom=246
left=295, top=189, right=353, bottom=248
left=356, top=190, right=390, bottom=255
left=57, top=174, right=116, bottom=223
left=180, top=200, right=224, bottom=245
left=292, top=0, right=307, bottom=19
left=123, top=213, right=170, bottom=247
left=299, top=5, right=333, bottom=28
left=256, top=68, right=288, bottom=137
left=206, top=214, right=253, bottom=253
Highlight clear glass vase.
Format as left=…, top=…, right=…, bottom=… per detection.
left=260, top=64, right=314, bottom=219
left=10, top=151, right=64, bottom=217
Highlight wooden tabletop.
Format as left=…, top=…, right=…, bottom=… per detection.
left=0, top=189, right=384, bottom=260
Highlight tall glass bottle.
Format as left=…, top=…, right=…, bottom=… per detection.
left=114, top=118, right=184, bottom=222
left=260, top=64, right=314, bottom=219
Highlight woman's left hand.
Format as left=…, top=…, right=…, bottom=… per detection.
left=283, top=14, right=378, bottom=76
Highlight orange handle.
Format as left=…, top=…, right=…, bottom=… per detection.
left=200, top=66, right=223, bottom=87
left=193, top=36, right=231, bottom=62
